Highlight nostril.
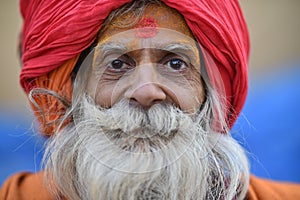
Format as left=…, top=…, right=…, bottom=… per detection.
left=152, top=99, right=163, bottom=105
left=126, top=83, right=167, bottom=108
left=129, top=97, right=160, bottom=109
left=129, top=98, right=139, bottom=107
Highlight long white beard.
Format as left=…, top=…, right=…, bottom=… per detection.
left=44, top=95, right=249, bottom=200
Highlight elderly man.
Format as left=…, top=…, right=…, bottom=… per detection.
left=1, top=0, right=300, bottom=199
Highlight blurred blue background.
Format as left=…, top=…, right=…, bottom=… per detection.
left=232, top=62, right=300, bottom=183
left=0, top=108, right=45, bottom=185
left=0, top=0, right=300, bottom=186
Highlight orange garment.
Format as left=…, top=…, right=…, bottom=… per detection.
left=0, top=172, right=55, bottom=200
left=1, top=172, right=300, bottom=199
left=248, top=175, right=300, bottom=200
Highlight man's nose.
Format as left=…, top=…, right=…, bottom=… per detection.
left=129, top=82, right=166, bottom=108
left=125, top=65, right=166, bottom=108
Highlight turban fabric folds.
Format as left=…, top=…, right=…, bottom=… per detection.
left=19, top=0, right=249, bottom=135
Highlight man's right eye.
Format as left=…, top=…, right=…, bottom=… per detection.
left=107, top=56, right=135, bottom=72
left=110, top=59, right=125, bottom=69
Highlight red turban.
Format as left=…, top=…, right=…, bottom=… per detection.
left=20, top=0, right=249, bottom=133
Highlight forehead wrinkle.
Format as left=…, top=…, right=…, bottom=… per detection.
left=95, top=40, right=199, bottom=60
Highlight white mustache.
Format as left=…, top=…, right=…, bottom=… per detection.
left=78, top=96, right=197, bottom=137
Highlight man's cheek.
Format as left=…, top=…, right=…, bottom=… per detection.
left=95, top=80, right=129, bottom=108
left=95, top=85, right=115, bottom=108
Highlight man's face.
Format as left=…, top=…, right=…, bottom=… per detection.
left=45, top=4, right=250, bottom=199
left=88, top=4, right=205, bottom=113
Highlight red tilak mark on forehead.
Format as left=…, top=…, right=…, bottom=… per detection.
left=135, top=17, right=158, bottom=38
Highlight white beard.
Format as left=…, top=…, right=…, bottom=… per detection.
left=43, top=95, right=249, bottom=200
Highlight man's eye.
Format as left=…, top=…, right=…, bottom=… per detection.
left=166, top=58, right=187, bottom=70
left=110, top=59, right=125, bottom=69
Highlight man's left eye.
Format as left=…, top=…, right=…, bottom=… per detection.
left=166, top=58, right=187, bottom=71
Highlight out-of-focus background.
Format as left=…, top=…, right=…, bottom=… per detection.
left=0, top=0, right=299, bottom=185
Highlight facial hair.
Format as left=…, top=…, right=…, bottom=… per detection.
left=43, top=95, right=249, bottom=200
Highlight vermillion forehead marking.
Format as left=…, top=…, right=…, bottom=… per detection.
left=135, top=17, right=158, bottom=38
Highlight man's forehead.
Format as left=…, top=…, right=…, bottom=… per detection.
left=98, top=3, right=194, bottom=45
left=96, top=28, right=198, bottom=51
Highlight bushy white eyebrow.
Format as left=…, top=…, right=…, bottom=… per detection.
left=162, top=43, right=195, bottom=52
left=161, top=43, right=199, bottom=64
left=96, top=42, right=128, bottom=55
left=95, top=42, right=198, bottom=62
